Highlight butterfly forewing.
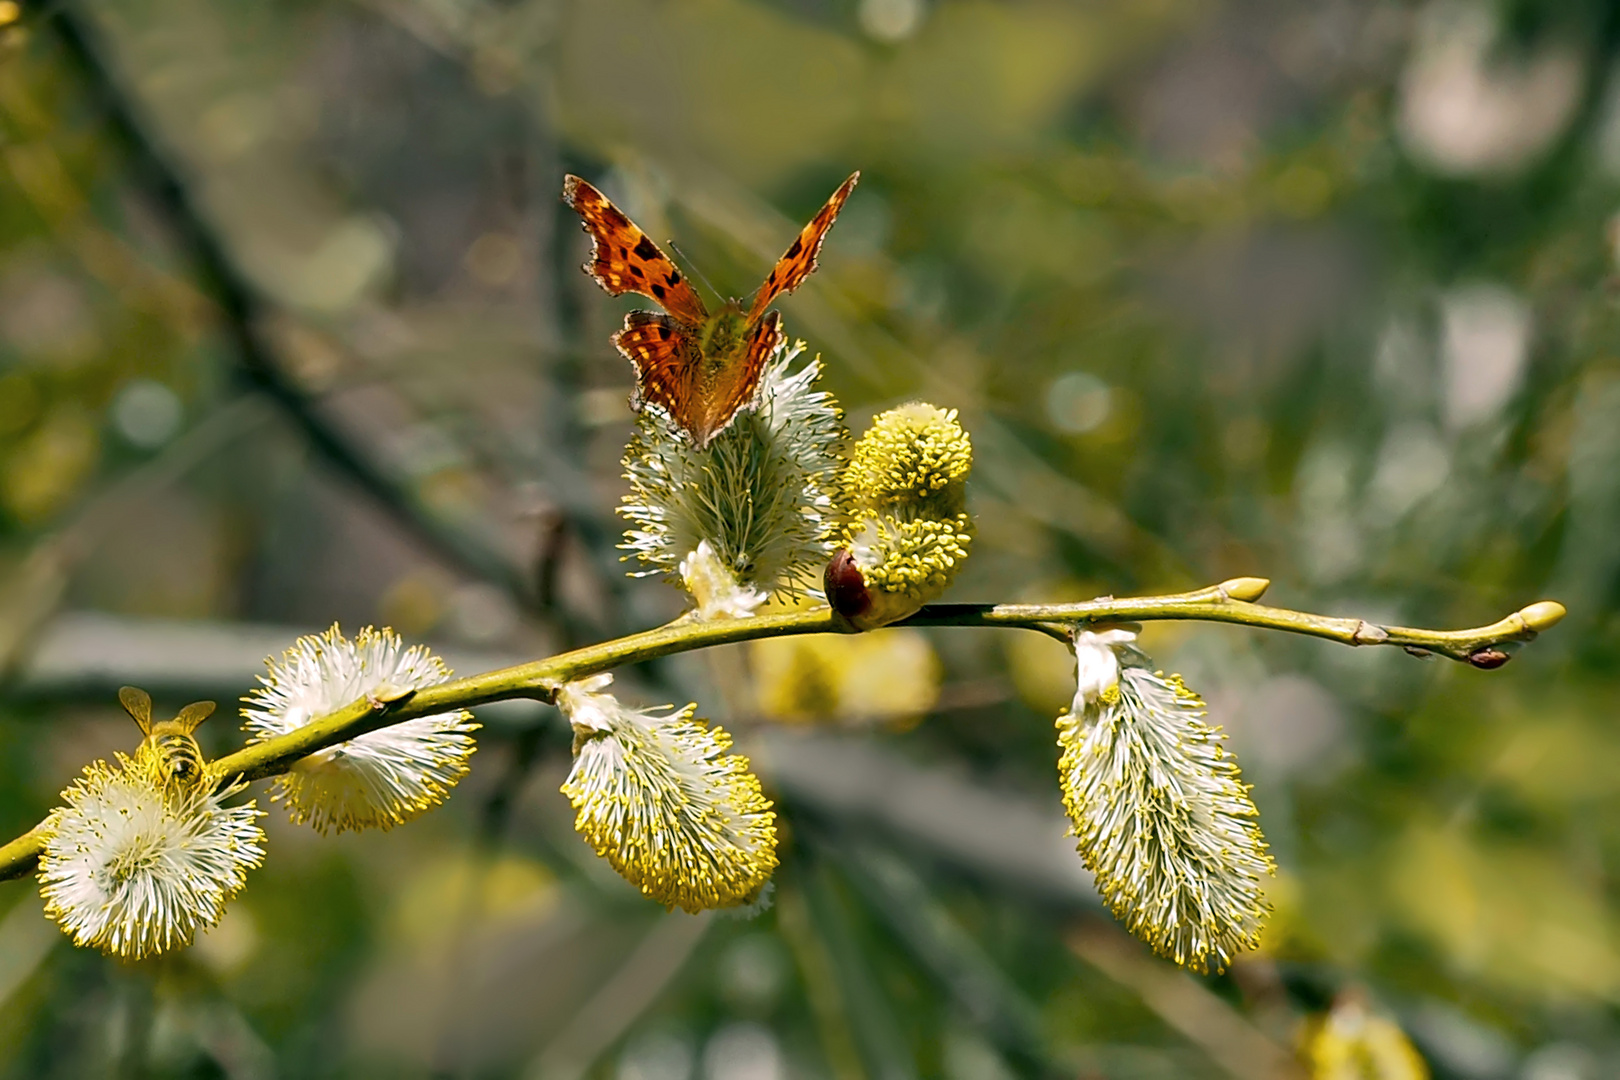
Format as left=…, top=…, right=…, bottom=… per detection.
left=746, top=171, right=860, bottom=323
left=562, top=175, right=709, bottom=326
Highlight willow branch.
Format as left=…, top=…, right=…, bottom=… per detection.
left=0, top=579, right=1564, bottom=882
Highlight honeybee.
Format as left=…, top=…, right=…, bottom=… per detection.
left=118, top=686, right=215, bottom=788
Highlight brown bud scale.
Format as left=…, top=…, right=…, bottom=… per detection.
left=825, top=549, right=872, bottom=621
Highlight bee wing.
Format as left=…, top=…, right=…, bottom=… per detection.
left=172, top=700, right=217, bottom=734
left=118, top=686, right=153, bottom=734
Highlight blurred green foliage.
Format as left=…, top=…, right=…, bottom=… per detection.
left=1, top=0, right=1619, bottom=1077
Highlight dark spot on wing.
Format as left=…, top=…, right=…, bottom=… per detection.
left=631, top=266, right=644, bottom=278
left=785, top=237, right=802, bottom=258
left=657, top=325, right=671, bottom=341
left=634, top=235, right=661, bottom=260
left=667, top=271, right=681, bottom=285
left=652, top=283, right=666, bottom=299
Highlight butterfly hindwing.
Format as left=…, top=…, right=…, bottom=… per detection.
left=746, top=171, right=859, bottom=323
left=615, top=310, right=706, bottom=433
left=563, top=175, right=709, bottom=326
left=699, top=310, right=783, bottom=442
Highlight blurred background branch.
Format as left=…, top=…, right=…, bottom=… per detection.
left=28, top=0, right=536, bottom=601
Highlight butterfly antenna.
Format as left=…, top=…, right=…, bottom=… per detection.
left=668, top=242, right=722, bottom=304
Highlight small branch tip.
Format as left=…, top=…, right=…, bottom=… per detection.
left=1217, top=577, right=1271, bottom=602
left=1517, top=600, right=1567, bottom=632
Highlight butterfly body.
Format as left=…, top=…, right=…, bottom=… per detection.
left=564, top=171, right=859, bottom=447
left=696, top=302, right=750, bottom=361
left=118, top=686, right=215, bottom=790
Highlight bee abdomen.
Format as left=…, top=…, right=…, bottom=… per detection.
left=147, top=733, right=205, bottom=784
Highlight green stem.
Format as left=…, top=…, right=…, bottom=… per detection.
left=0, top=580, right=1564, bottom=883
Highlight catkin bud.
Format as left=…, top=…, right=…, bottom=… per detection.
left=1300, top=993, right=1430, bottom=1078
left=827, top=403, right=974, bottom=630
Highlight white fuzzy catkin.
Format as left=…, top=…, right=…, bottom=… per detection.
left=38, top=751, right=265, bottom=959
left=1058, top=632, right=1273, bottom=973
left=620, top=340, right=844, bottom=606
left=558, top=674, right=777, bottom=912
left=242, top=625, right=478, bottom=833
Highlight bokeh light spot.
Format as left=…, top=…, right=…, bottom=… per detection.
left=1044, top=371, right=1112, bottom=435
left=858, top=0, right=924, bottom=43
left=111, top=379, right=182, bottom=449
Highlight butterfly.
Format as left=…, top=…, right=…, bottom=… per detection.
left=562, top=170, right=859, bottom=447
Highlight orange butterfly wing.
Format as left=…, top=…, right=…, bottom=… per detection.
left=574, top=169, right=859, bottom=448
left=614, top=311, right=782, bottom=448
left=562, top=175, right=709, bottom=326
left=698, top=311, right=782, bottom=445
left=746, top=171, right=859, bottom=323
left=615, top=310, right=704, bottom=431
